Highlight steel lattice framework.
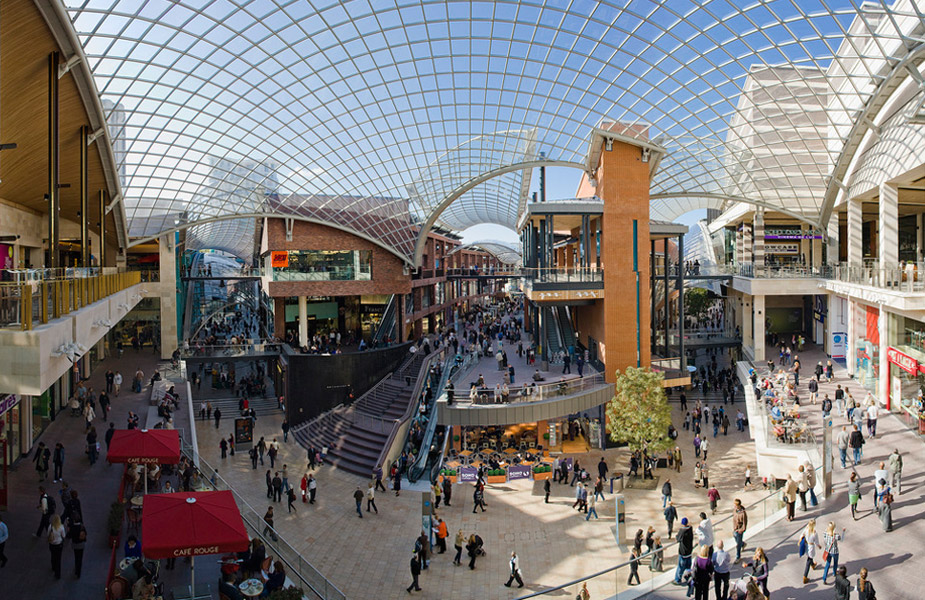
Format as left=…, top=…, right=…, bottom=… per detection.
left=62, top=0, right=925, bottom=263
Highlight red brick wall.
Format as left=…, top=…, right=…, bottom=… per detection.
left=265, top=218, right=411, bottom=297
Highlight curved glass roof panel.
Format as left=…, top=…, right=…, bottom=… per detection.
left=185, top=218, right=256, bottom=262
left=449, top=240, right=523, bottom=266
left=63, top=1, right=925, bottom=262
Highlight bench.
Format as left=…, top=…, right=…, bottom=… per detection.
left=149, top=379, right=170, bottom=406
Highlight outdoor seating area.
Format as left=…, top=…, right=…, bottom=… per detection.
left=755, top=370, right=814, bottom=446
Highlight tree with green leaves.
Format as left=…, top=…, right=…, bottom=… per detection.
left=606, top=366, right=673, bottom=453
left=685, top=287, right=712, bottom=322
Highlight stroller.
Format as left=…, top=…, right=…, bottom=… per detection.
left=473, top=534, right=486, bottom=557
left=728, top=575, right=752, bottom=600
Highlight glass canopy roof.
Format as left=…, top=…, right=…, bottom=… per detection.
left=62, top=0, right=925, bottom=262
left=448, top=240, right=523, bottom=265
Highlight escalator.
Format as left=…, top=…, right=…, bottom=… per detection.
left=372, top=294, right=397, bottom=345
left=556, top=306, right=576, bottom=354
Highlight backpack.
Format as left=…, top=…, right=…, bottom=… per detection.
left=45, top=494, right=56, bottom=514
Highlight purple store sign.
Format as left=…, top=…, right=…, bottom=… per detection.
left=458, top=467, right=478, bottom=482
left=508, top=465, right=532, bottom=480
left=0, top=394, right=19, bottom=416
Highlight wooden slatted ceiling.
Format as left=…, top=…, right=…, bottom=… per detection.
left=0, top=0, right=118, bottom=249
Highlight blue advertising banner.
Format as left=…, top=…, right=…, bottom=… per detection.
left=458, top=467, right=478, bottom=482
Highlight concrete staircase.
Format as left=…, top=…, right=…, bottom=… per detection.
left=292, top=351, right=429, bottom=477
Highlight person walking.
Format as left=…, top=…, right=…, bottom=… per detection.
left=272, top=472, right=283, bottom=502
left=712, top=540, right=731, bottom=600
left=857, top=567, right=876, bottom=600
left=821, top=522, right=846, bottom=584
left=872, top=462, right=889, bottom=510
left=673, top=446, right=682, bottom=473
left=783, top=474, right=798, bottom=521
left=504, top=551, right=524, bottom=588
left=466, top=534, right=479, bottom=570
left=366, top=481, right=378, bottom=514
left=691, top=546, right=713, bottom=600
left=47, top=514, right=66, bottom=579
left=800, top=519, right=822, bottom=584
left=68, top=515, right=87, bottom=578
left=847, top=472, right=862, bottom=520
left=834, top=565, right=851, bottom=600
left=673, top=517, right=694, bottom=585
left=406, top=552, right=422, bottom=593
left=262, top=506, right=277, bottom=541
left=432, top=481, right=442, bottom=509
left=442, top=473, right=452, bottom=507
left=650, top=535, right=664, bottom=572
left=741, top=547, right=769, bottom=599
left=544, top=477, right=551, bottom=503
left=374, top=464, right=387, bottom=493
left=308, top=474, right=317, bottom=504
left=286, top=487, right=297, bottom=513
left=835, top=425, right=857, bottom=469
left=219, top=438, right=228, bottom=459
left=797, top=465, right=809, bottom=511
left=877, top=482, right=893, bottom=532
left=664, top=501, right=678, bottom=538
left=888, top=448, right=903, bottom=495
left=473, top=485, right=486, bottom=513
left=585, top=491, right=599, bottom=520
left=35, top=487, right=53, bottom=538
left=52, top=443, right=65, bottom=483
left=214, top=408, right=222, bottom=429
left=281, top=419, right=290, bottom=443
left=113, top=371, right=122, bottom=396
left=577, top=582, right=591, bottom=600
left=732, top=499, right=747, bottom=562
left=453, top=529, right=465, bottom=566
left=353, top=486, right=364, bottom=518
left=707, top=484, right=720, bottom=515
left=662, top=479, right=672, bottom=508
left=866, top=401, right=879, bottom=438
left=0, top=514, right=7, bottom=568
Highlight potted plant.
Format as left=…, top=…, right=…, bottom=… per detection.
left=486, top=468, right=507, bottom=484
left=532, top=465, right=552, bottom=480
left=439, top=468, right=458, bottom=484
left=543, top=433, right=550, bottom=440
left=266, top=587, right=304, bottom=600
left=453, top=434, right=460, bottom=442
left=107, top=501, right=125, bottom=547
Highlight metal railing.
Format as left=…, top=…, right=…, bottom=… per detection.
left=179, top=438, right=346, bottom=600
left=521, top=266, right=603, bottom=283
left=515, top=463, right=825, bottom=600
left=458, top=373, right=608, bottom=406
left=179, top=341, right=283, bottom=358
left=833, top=262, right=925, bottom=292
left=736, top=263, right=833, bottom=279
left=0, top=270, right=142, bottom=329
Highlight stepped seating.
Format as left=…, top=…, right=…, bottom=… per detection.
left=292, top=349, right=429, bottom=477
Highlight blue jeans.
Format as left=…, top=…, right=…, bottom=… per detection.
left=356, top=501, right=363, bottom=517
left=662, top=494, right=670, bottom=508
left=594, top=491, right=605, bottom=502
left=839, top=448, right=847, bottom=468
left=586, top=507, right=598, bottom=520
left=733, top=531, right=744, bottom=560
left=674, top=555, right=692, bottom=584
left=853, top=448, right=861, bottom=464
left=822, top=552, right=839, bottom=581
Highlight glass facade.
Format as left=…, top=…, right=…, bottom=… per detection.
left=273, top=250, right=372, bottom=282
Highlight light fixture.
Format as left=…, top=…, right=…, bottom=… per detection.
left=0, top=143, right=17, bottom=151
left=641, top=148, right=650, bottom=163
left=605, top=138, right=613, bottom=152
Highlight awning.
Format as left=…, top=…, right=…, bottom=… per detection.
left=141, top=491, right=250, bottom=559
left=106, top=429, right=181, bottom=465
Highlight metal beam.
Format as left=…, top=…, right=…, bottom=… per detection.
left=80, top=125, right=89, bottom=267
left=48, top=52, right=60, bottom=270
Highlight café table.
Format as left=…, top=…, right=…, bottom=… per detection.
left=239, top=578, right=264, bottom=598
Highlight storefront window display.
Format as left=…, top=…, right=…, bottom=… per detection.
left=885, top=346, right=925, bottom=433
left=854, top=304, right=880, bottom=397
left=0, top=395, right=21, bottom=464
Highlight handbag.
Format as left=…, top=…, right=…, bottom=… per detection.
left=798, top=536, right=807, bottom=557
left=822, top=550, right=829, bottom=561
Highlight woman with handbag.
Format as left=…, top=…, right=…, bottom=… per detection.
left=741, top=547, right=769, bottom=599
left=799, top=519, right=821, bottom=584
left=821, top=522, right=846, bottom=585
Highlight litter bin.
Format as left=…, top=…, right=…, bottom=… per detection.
left=610, top=473, right=624, bottom=493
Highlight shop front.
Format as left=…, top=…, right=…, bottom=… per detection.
left=854, top=304, right=881, bottom=398
left=885, top=346, right=925, bottom=434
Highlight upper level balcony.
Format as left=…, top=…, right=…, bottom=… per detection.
left=522, top=266, right=604, bottom=302
left=436, top=373, right=613, bottom=427
left=825, top=262, right=925, bottom=311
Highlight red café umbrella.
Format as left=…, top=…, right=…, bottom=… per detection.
left=107, top=429, right=181, bottom=494
left=142, top=491, right=250, bottom=596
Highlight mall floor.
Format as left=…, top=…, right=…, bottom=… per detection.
left=0, top=347, right=225, bottom=599
left=652, top=342, right=925, bottom=600
left=194, top=347, right=772, bottom=600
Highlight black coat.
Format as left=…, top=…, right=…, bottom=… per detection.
left=676, top=525, right=694, bottom=557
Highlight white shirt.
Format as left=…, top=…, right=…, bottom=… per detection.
left=47, top=524, right=66, bottom=545
left=867, top=405, right=879, bottom=420
left=114, top=374, right=122, bottom=385
left=697, top=518, right=714, bottom=547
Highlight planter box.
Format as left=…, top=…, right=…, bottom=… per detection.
left=440, top=475, right=458, bottom=484
left=486, top=475, right=507, bottom=484
left=533, top=471, right=552, bottom=480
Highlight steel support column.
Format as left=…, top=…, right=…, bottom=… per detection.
left=678, top=234, right=685, bottom=370
left=48, top=52, right=60, bottom=270
left=99, top=190, right=107, bottom=267
left=80, top=126, right=89, bottom=267
left=663, top=242, right=669, bottom=358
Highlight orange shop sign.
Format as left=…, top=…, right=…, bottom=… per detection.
left=271, top=251, right=289, bottom=268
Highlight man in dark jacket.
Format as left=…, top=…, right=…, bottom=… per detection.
left=662, top=479, right=672, bottom=507
left=848, top=425, right=865, bottom=465
left=664, top=501, right=678, bottom=537
left=673, top=517, right=694, bottom=585
left=442, top=475, right=452, bottom=507
left=406, top=553, right=422, bottom=593
left=598, top=457, right=608, bottom=480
